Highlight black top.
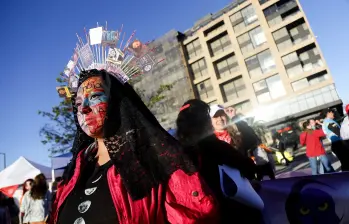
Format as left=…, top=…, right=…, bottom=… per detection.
left=194, top=135, right=261, bottom=224
left=57, top=160, right=118, bottom=224
left=195, top=135, right=256, bottom=196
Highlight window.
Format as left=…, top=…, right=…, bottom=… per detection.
left=221, top=77, right=247, bottom=102
left=282, top=44, right=324, bottom=78
left=250, top=27, right=267, bottom=48
left=185, top=39, right=202, bottom=59
left=190, top=58, right=208, bottom=80
left=254, top=84, right=338, bottom=122
left=282, top=52, right=298, bottom=65
left=233, top=100, right=252, bottom=113
left=242, top=5, right=258, bottom=25
left=237, top=26, right=266, bottom=55
left=264, top=0, right=300, bottom=27
left=273, top=28, right=288, bottom=40
left=230, top=5, right=258, bottom=33
left=253, top=74, right=286, bottom=103
left=291, top=78, right=309, bottom=92
left=291, top=71, right=329, bottom=91
left=246, top=50, right=276, bottom=78
left=208, top=33, right=232, bottom=56
left=204, top=21, right=225, bottom=37
left=259, top=0, right=269, bottom=4
left=196, top=79, right=214, bottom=100
left=208, top=100, right=218, bottom=106
left=273, top=19, right=311, bottom=51
left=215, top=54, right=239, bottom=79
left=258, top=50, right=276, bottom=74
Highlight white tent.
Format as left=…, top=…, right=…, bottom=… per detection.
left=0, top=156, right=52, bottom=189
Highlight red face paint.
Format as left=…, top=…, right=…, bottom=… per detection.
left=76, top=76, right=108, bottom=138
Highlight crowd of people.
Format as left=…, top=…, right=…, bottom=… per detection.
left=1, top=69, right=349, bottom=223
left=49, top=70, right=271, bottom=224
left=0, top=175, right=51, bottom=224
left=300, top=105, right=349, bottom=175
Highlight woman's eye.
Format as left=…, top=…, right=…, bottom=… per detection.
left=90, top=95, right=99, bottom=100
left=76, top=102, right=82, bottom=107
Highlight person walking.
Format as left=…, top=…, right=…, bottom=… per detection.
left=273, top=130, right=292, bottom=166
left=322, top=108, right=349, bottom=171
left=300, top=120, right=334, bottom=175
left=20, top=174, right=51, bottom=224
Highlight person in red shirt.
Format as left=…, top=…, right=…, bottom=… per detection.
left=300, top=120, right=334, bottom=175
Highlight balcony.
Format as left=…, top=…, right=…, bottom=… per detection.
left=264, top=0, right=301, bottom=28
left=282, top=43, right=325, bottom=80
left=272, top=18, right=313, bottom=54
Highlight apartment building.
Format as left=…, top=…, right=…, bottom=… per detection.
left=135, top=0, right=342, bottom=130
left=133, top=30, right=194, bottom=130
left=181, top=0, right=342, bottom=129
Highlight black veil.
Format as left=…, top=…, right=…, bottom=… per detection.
left=63, top=69, right=196, bottom=200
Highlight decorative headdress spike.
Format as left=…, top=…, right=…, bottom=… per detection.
left=57, top=23, right=165, bottom=98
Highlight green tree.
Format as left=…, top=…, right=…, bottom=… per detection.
left=39, top=77, right=174, bottom=155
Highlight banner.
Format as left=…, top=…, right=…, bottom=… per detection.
left=260, top=172, right=349, bottom=224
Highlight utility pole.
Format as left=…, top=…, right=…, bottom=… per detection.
left=0, top=152, right=6, bottom=170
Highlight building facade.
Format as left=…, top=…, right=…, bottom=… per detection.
left=181, top=0, right=342, bottom=130
left=133, top=30, right=194, bottom=130
left=136, top=0, right=342, bottom=131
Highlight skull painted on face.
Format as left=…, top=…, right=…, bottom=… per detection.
left=75, top=76, right=108, bottom=138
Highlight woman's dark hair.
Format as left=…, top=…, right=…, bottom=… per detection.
left=302, top=120, right=310, bottom=130
left=22, top=178, right=34, bottom=196
left=30, top=174, right=48, bottom=200
left=176, top=99, right=213, bottom=146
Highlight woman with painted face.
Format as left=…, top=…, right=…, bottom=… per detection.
left=176, top=99, right=261, bottom=224
left=50, top=70, right=219, bottom=224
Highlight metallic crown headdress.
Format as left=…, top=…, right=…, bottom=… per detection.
left=58, top=22, right=162, bottom=98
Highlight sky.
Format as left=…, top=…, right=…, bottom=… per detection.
left=0, top=0, right=348, bottom=169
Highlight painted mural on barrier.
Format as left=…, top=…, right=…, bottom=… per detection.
left=260, top=172, right=348, bottom=224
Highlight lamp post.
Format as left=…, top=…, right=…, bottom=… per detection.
left=0, top=152, right=6, bottom=169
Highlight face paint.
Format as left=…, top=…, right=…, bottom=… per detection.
left=76, top=76, right=108, bottom=138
